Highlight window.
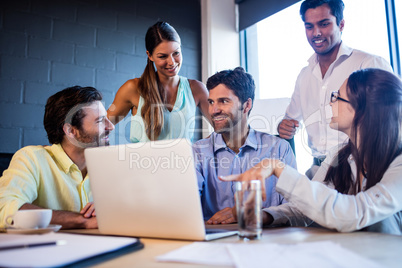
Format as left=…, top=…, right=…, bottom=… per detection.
left=256, top=0, right=390, bottom=100
left=395, top=0, right=402, bottom=73
left=245, top=0, right=395, bottom=173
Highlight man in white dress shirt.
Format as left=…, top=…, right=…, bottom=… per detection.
left=277, top=0, right=393, bottom=178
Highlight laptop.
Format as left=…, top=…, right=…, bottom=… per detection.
left=85, top=138, right=238, bottom=241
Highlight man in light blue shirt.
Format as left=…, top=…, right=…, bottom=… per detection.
left=193, top=67, right=297, bottom=224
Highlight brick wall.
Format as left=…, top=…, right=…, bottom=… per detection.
left=0, top=0, right=202, bottom=153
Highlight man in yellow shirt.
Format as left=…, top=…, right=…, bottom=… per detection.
left=0, top=86, right=114, bottom=229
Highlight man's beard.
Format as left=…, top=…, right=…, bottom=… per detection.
left=212, top=112, right=241, bottom=135
left=76, top=130, right=110, bottom=148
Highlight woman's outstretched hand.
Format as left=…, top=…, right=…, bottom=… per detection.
left=219, top=159, right=285, bottom=201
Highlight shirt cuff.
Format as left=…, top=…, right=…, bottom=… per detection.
left=263, top=207, right=289, bottom=226
left=0, top=199, right=25, bottom=228
left=275, top=165, right=302, bottom=200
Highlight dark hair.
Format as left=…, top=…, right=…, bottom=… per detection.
left=44, top=86, right=102, bottom=144
left=324, top=69, right=402, bottom=194
left=138, top=21, right=181, bottom=140
left=206, top=67, right=255, bottom=109
left=300, top=0, right=345, bottom=25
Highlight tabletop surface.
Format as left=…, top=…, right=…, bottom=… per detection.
left=61, top=225, right=402, bottom=267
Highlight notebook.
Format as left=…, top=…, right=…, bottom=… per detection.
left=85, top=138, right=238, bottom=241
left=0, top=233, right=142, bottom=267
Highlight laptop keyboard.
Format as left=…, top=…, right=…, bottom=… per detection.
left=206, top=229, right=230, bottom=234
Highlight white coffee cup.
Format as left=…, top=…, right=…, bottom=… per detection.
left=5, top=209, right=52, bottom=229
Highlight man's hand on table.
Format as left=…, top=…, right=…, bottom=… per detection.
left=206, top=207, right=237, bottom=225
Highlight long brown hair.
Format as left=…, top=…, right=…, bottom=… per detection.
left=138, top=21, right=181, bottom=140
left=324, top=69, right=402, bottom=194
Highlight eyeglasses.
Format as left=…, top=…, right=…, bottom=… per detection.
left=330, top=91, right=350, bottom=103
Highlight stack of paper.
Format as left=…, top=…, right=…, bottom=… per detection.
left=156, top=241, right=382, bottom=268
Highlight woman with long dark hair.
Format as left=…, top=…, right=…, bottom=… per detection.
left=107, top=21, right=209, bottom=142
left=222, top=68, right=402, bottom=234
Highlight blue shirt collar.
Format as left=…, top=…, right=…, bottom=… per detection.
left=212, top=127, right=258, bottom=153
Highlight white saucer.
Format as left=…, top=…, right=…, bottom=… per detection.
left=6, top=224, right=62, bottom=234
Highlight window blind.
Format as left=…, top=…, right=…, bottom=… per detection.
left=236, top=0, right=301, bottom=30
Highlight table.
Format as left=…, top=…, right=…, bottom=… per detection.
left=63, top=225, right=402, bottom=267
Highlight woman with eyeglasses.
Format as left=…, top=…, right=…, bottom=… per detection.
left=221, top=68, right=402, bottom=234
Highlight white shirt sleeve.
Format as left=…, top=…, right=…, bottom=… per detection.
left=360, top=54, right=394, bottom=73
left=274, top=154, right=402, bottom=232
left=262, top=146, right=338, bottom=227
left=284, top=68, right=306, bottom=122
left=263, top=202, right=313, bottom=227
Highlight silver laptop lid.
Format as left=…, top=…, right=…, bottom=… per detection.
left=85, top=139, right=208, bottom=240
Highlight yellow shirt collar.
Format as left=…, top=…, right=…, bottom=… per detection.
left=48, top=144, right=78, bottom=174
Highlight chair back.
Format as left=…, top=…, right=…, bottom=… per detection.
left=249, top=98, right=295, bottom=155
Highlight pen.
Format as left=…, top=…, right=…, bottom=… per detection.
left=0, top=240, right=66, bottom=251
